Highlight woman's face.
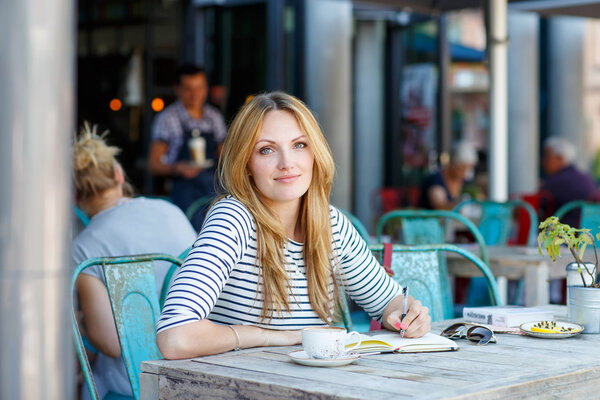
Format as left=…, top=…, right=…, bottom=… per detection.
left=247, top=110, right=315, bottom=211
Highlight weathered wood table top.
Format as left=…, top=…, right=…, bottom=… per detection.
left=141, top=308, right=600, bottom=399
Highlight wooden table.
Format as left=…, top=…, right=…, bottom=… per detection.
left=140, top=309, right=600, bottom=399
left=446, top=245, right=580, bottom=306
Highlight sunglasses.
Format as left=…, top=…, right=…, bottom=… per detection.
left=441, top=323, right=497, bottom=345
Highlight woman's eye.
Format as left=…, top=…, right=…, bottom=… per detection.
left=259, top=147, right=273, bottom=155
left=294, top=142, right=307, bottom=149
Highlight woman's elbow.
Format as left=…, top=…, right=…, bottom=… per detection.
left=157, top=330, right=187, bottom=360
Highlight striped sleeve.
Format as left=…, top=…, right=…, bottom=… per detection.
left=156, top=198, right=253, bottom=333
left=331, top=207, right=401, bottom=322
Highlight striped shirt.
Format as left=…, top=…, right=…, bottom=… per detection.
left=157, top=197, right=401, bottom=333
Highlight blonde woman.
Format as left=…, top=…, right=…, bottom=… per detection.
left=157, top=92, right=430, bottom=358
left=72, top=124, right=196, bottom=399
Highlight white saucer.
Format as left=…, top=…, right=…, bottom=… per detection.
left=288, top=350, right=360, bottom=367
left=520, top=321, right=583, bottom=339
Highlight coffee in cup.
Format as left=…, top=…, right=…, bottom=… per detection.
left=301, top=327, right=361, bottom=359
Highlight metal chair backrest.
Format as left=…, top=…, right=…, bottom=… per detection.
left=185, top=196, right=213, bottom=220
left=340, top=209, right=371, bottom=244
left=369, top=244, right=502, bottom=321
left=376, top=210, right=488, bottom=258
left=375, top=210, right=489, bottom=318
left=71, top=254, right=182, bottom=400
left=555, top=201, right=600, bottom=244
left=454, top=199, right=538, bottom=246
left=159, top=247, right=191, bottom=308
left=74, top=205, right=90, bottom=226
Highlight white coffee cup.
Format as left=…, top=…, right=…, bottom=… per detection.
left=301, top=327, right=362, bottom=359
left=189, top=136, right=206, bottom=165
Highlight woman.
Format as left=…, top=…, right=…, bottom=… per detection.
left=157, top=92, right=430, bottom=358
left=72, top=124, right=197, bottom=399
left=419, top=141, right=478, bottom=210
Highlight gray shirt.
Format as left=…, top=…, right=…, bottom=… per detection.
left=72, top=197, right=197, bottom=399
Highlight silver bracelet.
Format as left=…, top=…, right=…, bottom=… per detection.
left=228, top=325, right=241, bottom=351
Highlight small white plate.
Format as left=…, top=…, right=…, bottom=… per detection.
left=288, top=350, right=360, bottom=367
left=520, top=321, right=584, bottom=339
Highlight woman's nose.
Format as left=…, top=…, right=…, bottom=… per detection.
left=277, top=149, right=293, bottom=170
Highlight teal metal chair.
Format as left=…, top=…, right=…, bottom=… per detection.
left=454, top=199, right=539, bottom=305
left=369, top=244, right=501, bottom=322
left=453, top=199, right=538, bottom=246
left=185, top=196, right=213, bottom=221
left=555, top=201, right=600, bottom=244
left=337, top=244, right=501, bottom=329
left=75, top=205, right=90, bottom=226
left=375, top=209, right=490, bottom=318
left=72, top=254, right=183, bottom=400
left=159, top=247, right=191, bottom=307
left=340, top=209, right=372, bottom=244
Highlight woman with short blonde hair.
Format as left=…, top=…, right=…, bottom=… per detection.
left=72, top=124, right=196, bottom=399
left=157, top=92, right=430, bottom=358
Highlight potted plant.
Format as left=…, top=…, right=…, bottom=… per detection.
left=538, top=216, right=600, bottom=333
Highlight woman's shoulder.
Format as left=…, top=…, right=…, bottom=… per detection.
left=206, top=196, right=255, bottom=226
left=327, top=205, right=349, bottom=230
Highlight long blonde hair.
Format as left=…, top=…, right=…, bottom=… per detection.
left=73, top=122, right=133, bottom=202
left=218, top=92, right=336, bottom=322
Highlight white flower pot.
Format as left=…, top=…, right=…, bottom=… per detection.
left=569, top=286, right=600, bottom=333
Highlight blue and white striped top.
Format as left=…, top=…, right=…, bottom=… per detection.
left=156, top=196, right=401, bottom=333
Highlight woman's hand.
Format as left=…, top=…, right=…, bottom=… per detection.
left=382, top=294, right=431, bottom=338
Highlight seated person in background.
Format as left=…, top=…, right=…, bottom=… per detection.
left=541, top=137, right=598, bottom=227
left=72, top=123, right=197, bottom=400
left=156, top=92, right=431, bottom=359
left=419, top=141, right=478, bottom=210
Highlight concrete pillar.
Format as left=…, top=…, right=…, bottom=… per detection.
left=353, top=20, right=385, bottom=232
left=0, top=0, right=74, bottom=398
left=507, top=11, right=539, bottom=194
left=304, top=0, right=353, bottom=210
left=547, top=17, right=587, bottom=170
left=487, top=0, right=509, bottom=201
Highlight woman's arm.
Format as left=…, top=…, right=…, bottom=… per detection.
left=76, top=274, right=121, bottom=358
left=381, top=294, right=431, bottom=338
left=157, top=320, right=301, bottom=359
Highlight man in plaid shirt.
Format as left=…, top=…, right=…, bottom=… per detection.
left=148, top=64, right=227, bottom=229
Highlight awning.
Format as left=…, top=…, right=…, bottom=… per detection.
left=509, top=0, right=600, bottom=18
left=413, top=33, right=485, bottom=61
left=355, top=0, right=600, bottom=18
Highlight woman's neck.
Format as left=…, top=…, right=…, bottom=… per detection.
left=80, top=186, right=126, bottom=218
left=271, top=201, right=303, bottom=242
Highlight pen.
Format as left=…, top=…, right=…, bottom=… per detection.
left=400, top=286, right=409, bottom=338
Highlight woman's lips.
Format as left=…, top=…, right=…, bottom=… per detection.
left=275, top=175, right=300, bottom=183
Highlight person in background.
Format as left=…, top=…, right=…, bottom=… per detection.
left=156, top=92, right=430, bottom=359
left=73, top=123, right=196, bottom=399
left=541, top=137, right=598, bottom=304
left=541, top=136, right=598, bottom=227
left=148, top=64, right=227, bottom=230
left=419, top=141, right=478, bottom=210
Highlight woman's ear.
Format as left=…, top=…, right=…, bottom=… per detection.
left=114, top=164, right=125, bottom=184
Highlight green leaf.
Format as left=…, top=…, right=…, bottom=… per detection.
left=579, top=242, right=588, bottom=259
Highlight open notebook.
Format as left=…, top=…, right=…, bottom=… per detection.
left=347, top=332, right=458, bottom=354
